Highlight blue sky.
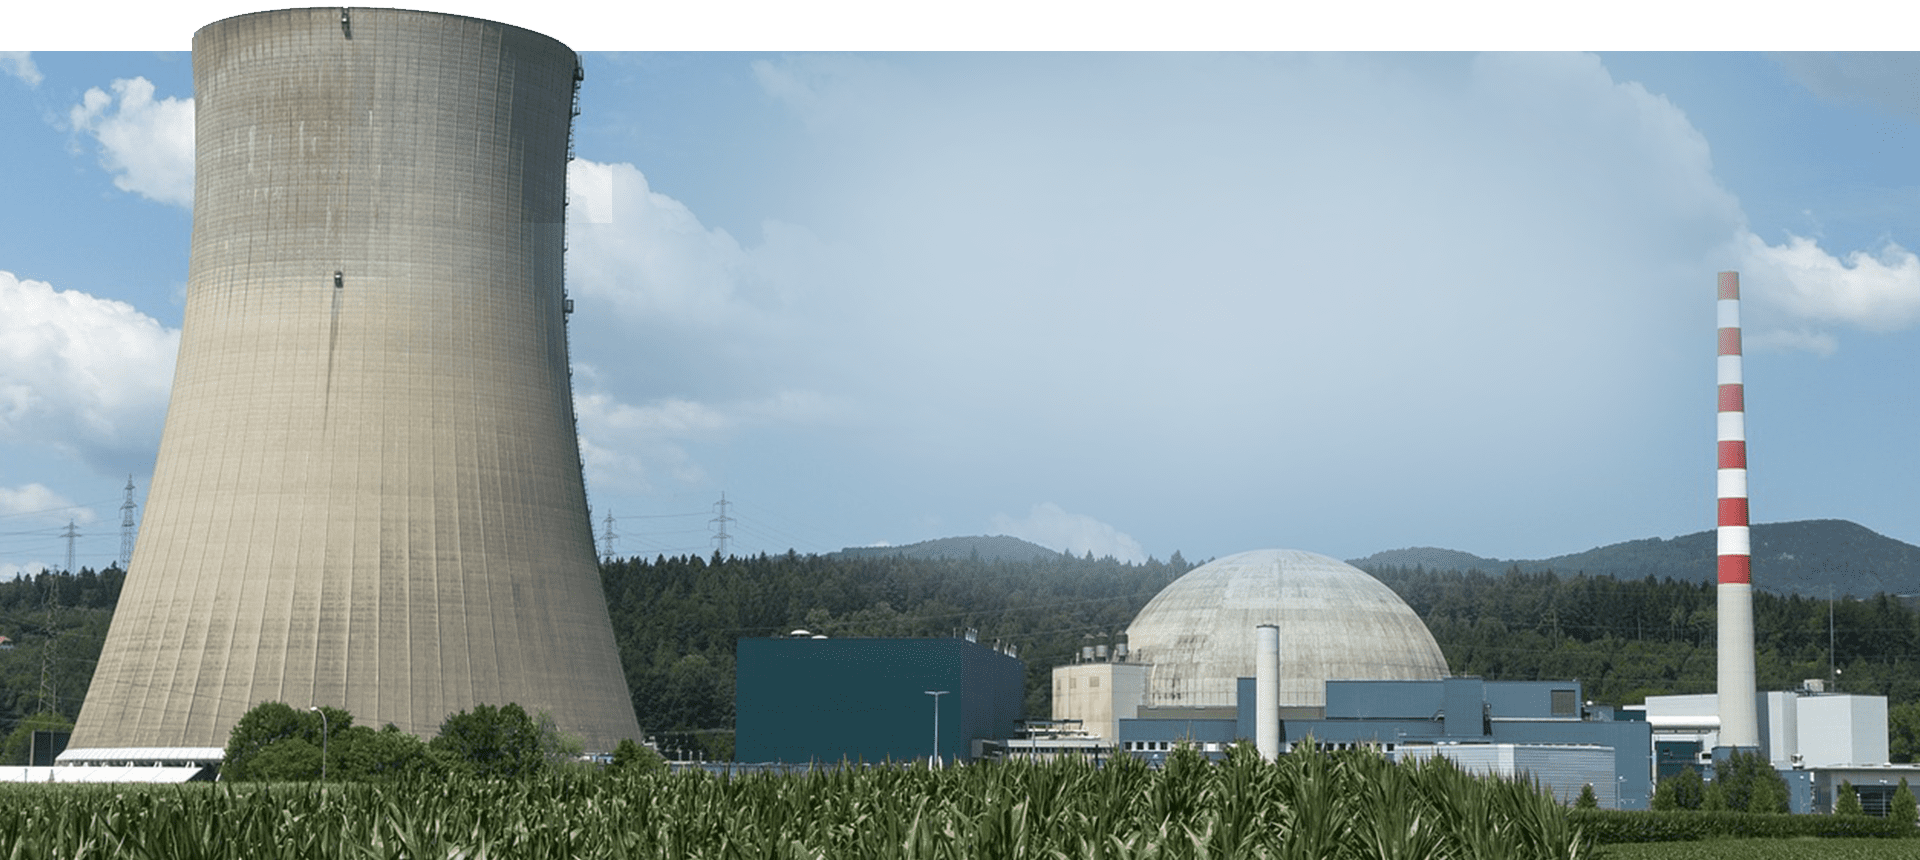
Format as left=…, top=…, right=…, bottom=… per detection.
left=6, top=8, right=1920, bottom=572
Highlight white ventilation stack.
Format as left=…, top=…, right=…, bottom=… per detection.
left=1255, top=623, right=1281, bottom=761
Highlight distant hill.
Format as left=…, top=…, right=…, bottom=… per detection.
left=1355, top=520, right=1920, bottom=599
left=834, top=535, right=1065, bottom=564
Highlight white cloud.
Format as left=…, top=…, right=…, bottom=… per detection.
left=991, top=503, right=1146, bottom=564
left=574, top=385, right=836, bottom=493
left=553, top=53, right=1920, bottom=558
left=1733, top=230, right=1920, bottom=342
left=569, top=159, right=615, bottom=224
left=0, top=483, right=89, bottom=521
left=0, top=52, right=42, bottom=87
left=0, top=481, right=104, bottom=584
left=0, top=272, right=178, bottom=474
left=69, top=77, right=195, bottom=208
left=566, top=159, right=822, bottom=328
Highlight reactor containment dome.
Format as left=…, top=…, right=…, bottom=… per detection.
left=1126, top=549, right=1448, bottom=708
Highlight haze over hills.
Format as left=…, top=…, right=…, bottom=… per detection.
left=1354, top=519, right=1920, bottom=600
left=835, top=535, right=1069, bottom=564
left=835, top=521, right=1920, bottom=600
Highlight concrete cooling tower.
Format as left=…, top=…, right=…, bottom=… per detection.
left=65, top=8, right=641, bottom=761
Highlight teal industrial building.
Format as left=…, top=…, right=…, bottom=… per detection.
left=735, top=636, right=1025, bottom=764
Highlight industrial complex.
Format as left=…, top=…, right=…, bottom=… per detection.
left=17, top=4, right=1912, bottom=822
left=728, top=276, right=1920, bottom=814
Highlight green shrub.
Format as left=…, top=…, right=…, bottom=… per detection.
left=1717, top=750, right=1788, bottom=813
left=221, top=702, right=353, bottom=781
left=608, top=738, right=667, bottom=776
left=1836, top=780, right=1865, bottom=816
left=0, top=711, right=72, bottom=766
left=1571, top=809, right=1918, bottom=844
left=1893, top=778, right=1917, bottom=829
left=1653, top=766, right=1706, bottom=811
left=431, top=703, right=547, bottom=779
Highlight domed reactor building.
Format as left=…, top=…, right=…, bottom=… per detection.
left=1053, top=549, right=1449, bottom=743
left=64, top=8, right=640, bottom=765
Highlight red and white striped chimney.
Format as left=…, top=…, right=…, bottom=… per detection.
left=1716, top=271, right=1759, bottom=750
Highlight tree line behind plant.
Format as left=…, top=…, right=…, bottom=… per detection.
left=13, top=553, right=1920, bottom=763
left=217, top=700, right=665, bottom=781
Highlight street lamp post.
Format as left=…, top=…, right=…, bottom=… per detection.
left=924, top=690, right=948, bottom=767
left=309, top=706, right=329, bottom=782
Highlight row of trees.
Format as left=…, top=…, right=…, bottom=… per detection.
left=0, top=566, right=121, bottom=762
left=600, top=550, right=1190, bottom=754
left=12, top=554, right=1920, bottom=763
left=1365, top=564, right=1920, bottom=761
left=219, top=700, right=664, bottom=781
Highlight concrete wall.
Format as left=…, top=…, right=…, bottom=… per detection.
left=71, top=8, right=639, bottom=754
left=1051, top=661, right=1148, bottom=742
left=1399, top=744, right=1617, bottom=808
left=1798, top=695, right=1888, bottom=766
left=1646, top=691, right=1889, bottom=768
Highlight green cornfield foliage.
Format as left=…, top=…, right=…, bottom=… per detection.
left=0, top=743, right=1591, bottom=859
left=1599, top=838, right=1920, bottom=860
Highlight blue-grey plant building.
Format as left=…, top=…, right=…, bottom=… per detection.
left=736, top=637, right=1025, bottom=764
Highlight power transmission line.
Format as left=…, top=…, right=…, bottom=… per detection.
left=709, top=492, right=733, bottom=557
left=119, top=476, right=138, bottom=569
left=61, top=520, right=78, bottom=575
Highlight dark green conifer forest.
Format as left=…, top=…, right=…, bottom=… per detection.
left=8, top=553, right=1920, bottom=763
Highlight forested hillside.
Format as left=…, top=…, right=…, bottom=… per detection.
left=600, top=550, right=1188, bottom=756
left=1358, top=519, right=1920, bottom=599
left=1365, top=563, right=1920, bottom=761
left=1366, top=564, right=1920, bottom=704
left=12, top=543, right=1920, bottom=763
left=0, top=567, right=121, bottom=759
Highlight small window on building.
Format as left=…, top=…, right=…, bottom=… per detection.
left=1551, top=689, right=1577, bottom=717
left=1090, top=676, right=1100, bottom=688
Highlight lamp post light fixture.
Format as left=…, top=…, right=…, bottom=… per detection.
left=309, top=706, right=329, bottom=782
left=924, top=690, right=948, bottom=767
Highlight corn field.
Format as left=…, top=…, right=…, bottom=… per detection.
left=0, top=744, right=1591, bottom=859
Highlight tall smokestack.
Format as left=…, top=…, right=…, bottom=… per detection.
left=1716, top=271, right=1759, bottom=750
left=1255, top=624, right=1280, bottom=761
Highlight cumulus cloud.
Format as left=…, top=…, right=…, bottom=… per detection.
left=1733, top=229, right=1920, bottom=343
left=69, top=77, right=195, bottom=207
left=0, top=272, right=178, bottom=474
left=573, top=384, right=836, bottom=492
left=566, top=159, right=821, bottom=328
left=0, top=52, right=42, bottom=87
left=0, top=483, right=88, bottom=521
left=991, top=503, right=1147, bottom=564
left=564, top=52, right=1920, bottom=558
left=562, top=159, right=844, bottom=496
